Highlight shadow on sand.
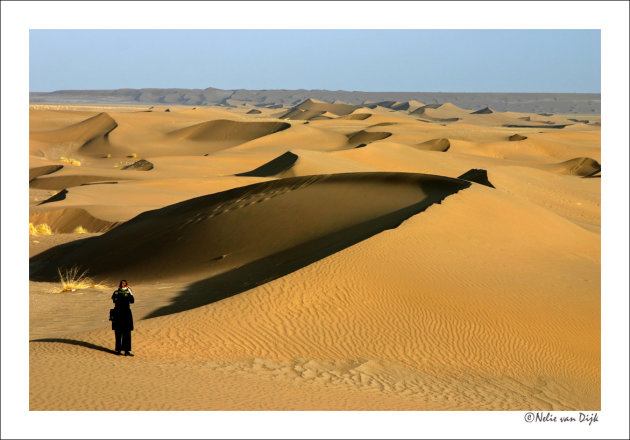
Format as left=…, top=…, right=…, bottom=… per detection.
left=30, top=338, right=119, bottom=355
left=143, top=181, right=470, bottom=319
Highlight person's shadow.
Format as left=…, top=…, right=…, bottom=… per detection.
left=29, top=338, right=119, bottom=355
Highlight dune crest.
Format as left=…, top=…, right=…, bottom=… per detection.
left=236, top=151, right=299, bottom=177
left=508, top=134, right=528, bottom=141
left=471, top=106, right=494, bottom=114
left=122, top=159, right=154, bottom=171
left=280, top=99, right=359, bottom=120
left=457, top=169, right=495, bottom=188
left=410, top=103, right=468, bottom=122
left=30, top=112, right=119, bottom=157
left=29, top=165, right=63, bottom=181
left=167, top=119, right=290, bottom=144
left=337, top=113, right=372, bottom=121
left=30, top=174, right=128, bottom=191
left=415, top=138, right=451, bottom=152
left=347, top=130, right=392, bottom=147
left=29, top=207, right=119, bottom=233
left=30, top=172, right=470, bottom=286
left=542, top=157, right=601, bottom=177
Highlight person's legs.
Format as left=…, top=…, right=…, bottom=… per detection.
left=114, top=329, right=122, bottom=353
left=122, top=330, right=133, bottom=355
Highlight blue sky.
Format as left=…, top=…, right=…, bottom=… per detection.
left=30, top=29, right=600, bottom=93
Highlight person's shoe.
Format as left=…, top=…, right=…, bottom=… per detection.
left=115, top=350, right=122, bottom=356
left=124, top=351, right=134, bottom=356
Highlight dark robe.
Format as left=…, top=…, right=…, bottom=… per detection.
left=112, top=287, right=135, bottom=352
left=112, top=288, right=134, bottom=331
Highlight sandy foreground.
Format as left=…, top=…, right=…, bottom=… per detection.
left=28, top=100, right=600, bottom=410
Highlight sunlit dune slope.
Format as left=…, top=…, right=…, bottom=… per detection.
left=280, top=98, right=359, bottom=120
left=30, top=173, right=470, bottom=283
left=28, top=100, right=601, bottom=411
left=30, top=184, right=599, bottom=410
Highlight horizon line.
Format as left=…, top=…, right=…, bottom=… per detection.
left=30, top=87, right=602, bottom=95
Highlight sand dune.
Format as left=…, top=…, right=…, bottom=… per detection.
left=29, top=173, right=131, bottom=191
left=121, top=159, right=154, bottom=171
left=28, top=100, right=601, bottom=411
left=504, top=123, right=569, bottom=129
left=508, top=134, right=528, bottom=141
left=30, top=112, right=119, bottom=159
left=382, top=100, right=425, bottom=112
left=337, top=113, right=372, bottom=120
left=30, top=173, right=470, bottom=285
left=227, top=123, right=350, bottom=153
left=260, top=149, right=378, bottom=177
left=471, top=106, right=494, bottom=114
left=30, top=174, right=276, bottom=224
left=280, top=98, right=359, bottom=120
left=399, top=99, right=425, bottom=112
left=167, top=119, right=290, bottom=143
left=410, top=102, right=468, bottom=120
left=538, top=157, right=601, bottom=177
left=30, top=112, right=117, bottom=145
left=415, top=138, right=451, bottom=152
left=30, top=89, right=601, bottom=114
left=236, top=151, right=299, bottom=177
left=457, top=168, right=495, bottom=188
left=29, top=164, right=63, bottom=181
left=29, top=183, right=599, bottom=410
left=29, top=207, right=119, bottom=233
left=346, top=130, right=392, bottom=147
left=310, top=111, right=338, bottom=120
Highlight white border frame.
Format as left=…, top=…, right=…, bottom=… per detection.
left=2, top=2, right=628, bottom=439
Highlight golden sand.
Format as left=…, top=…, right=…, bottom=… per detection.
left=29, top=101, right=600, bottom=410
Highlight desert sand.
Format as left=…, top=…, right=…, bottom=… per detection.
left=28, top=99, right=601, bottom=410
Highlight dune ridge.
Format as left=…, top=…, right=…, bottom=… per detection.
left=30, top=172, right=470, bottom=286
left=29, top=207, right=119, bottom=233
left=508, top=134, right=528, bottom=141
left=280, top=99, right=359, bottom=120
left=236, top=151, right=299, bottom=177
left=337, top=113, right=372, bottom=121
left=29, top=165, right=63, bottom=181
left=30, top=112, right=117, bottom=146
left=541, top=157, right=601, bottom=177
left=122, top=159, right=154, bottom=171
left=415, top=138, right=451, bottom=152
left=30, top=174, right=128, bottom=191
left=471, top=106, right=494, bottom=114
left=167, top=119, right=290, bottom=143
left=346, top=130, right=392, bottom=147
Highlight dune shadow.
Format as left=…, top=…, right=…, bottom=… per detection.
left=235, top=151, right=298, bottom=177
left=143, top=180, right=470, bottom=319
left=30, top=338, right=118, bottom=355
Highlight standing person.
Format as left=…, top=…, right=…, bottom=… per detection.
left=111, top=280, right=135, bottom=356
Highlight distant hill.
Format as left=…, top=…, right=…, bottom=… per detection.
left=29, top=87, right=601, bottom=114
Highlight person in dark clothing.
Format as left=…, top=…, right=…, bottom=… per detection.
left=111, top=280, right=135, bottom=356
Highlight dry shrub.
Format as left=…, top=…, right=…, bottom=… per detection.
left=52, top=266, right=109, bottom=294
left=35, top=224, right=52, bottom=235
left=59, top=156, right=81, bottom=166
left=73, top=225, right=88, bottom=234
left=29, top=223, right=38, bottom=235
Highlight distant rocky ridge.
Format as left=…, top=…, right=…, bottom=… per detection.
left=29, top=87, right=601, bottom=114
